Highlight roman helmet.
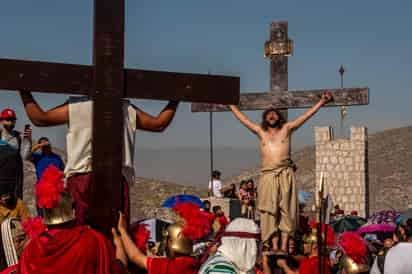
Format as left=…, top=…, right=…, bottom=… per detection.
left=163, top=223, right=193, bottom=256
left=36, top=165, right=75, bottom=225
left=341, top=256, right=369, bottom=274
left=303, top=220, right=336, bottom=249
left=162, top=201, right=211, bottom=257
left=338, top=232, right=369, bottom=274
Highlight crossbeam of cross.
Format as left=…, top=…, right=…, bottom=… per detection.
left=192, top=22, right=368, bottom=114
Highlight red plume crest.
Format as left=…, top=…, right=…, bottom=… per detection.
left=339, top=232, right=367, bottom=264
left=172, top=201, right=211, bottom=241
left=36, top=165, right=64, bottom=209
left=133, top=224, right=150, bottom=253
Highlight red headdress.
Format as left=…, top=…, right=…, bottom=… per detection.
left=339, top=232, right=367, bottom=264
left=172, top=201, right=211, bottom=241
left=133, top=224, right=150, bottom=253
left=35, top=165, right=64, bottom=209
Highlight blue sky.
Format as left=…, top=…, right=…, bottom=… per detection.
left=1, top=0, right=411, bottom=152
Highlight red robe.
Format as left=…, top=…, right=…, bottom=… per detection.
left=299, top=256, right=331, bottom=274
left=147, top=256, right=199, bottom=274
left=15, top=225, right=126, bottom=274
left=204, top=211, right=215, bottom=226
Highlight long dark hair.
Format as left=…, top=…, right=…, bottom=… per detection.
left=261, top=108, right=286, bottom=131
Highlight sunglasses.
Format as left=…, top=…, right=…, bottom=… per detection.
left=3, top=118, right=16, bottom=122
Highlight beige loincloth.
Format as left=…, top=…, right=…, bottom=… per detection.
left=257, top=159, right=299, bottom=242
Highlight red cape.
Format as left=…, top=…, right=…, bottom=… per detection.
left=147, top=256, right=199, bottom=274
left=16, top=225, right=125, bottom=274
left=299, top=256, right=331, bottom=274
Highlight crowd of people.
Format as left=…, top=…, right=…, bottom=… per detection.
left=208, top=170, right=257, bottom=220
left=1, top=90, right=412, bottom=274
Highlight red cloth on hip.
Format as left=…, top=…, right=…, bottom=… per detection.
left=147, top=256, right=199, bottom=274
left=66, top=172, right=130, bottom=225
left=16, top=225, right=126, bottom=274
left=299, top=256, right=331, bottom=274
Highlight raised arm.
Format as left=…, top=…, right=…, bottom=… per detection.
left=117, top=212, right=148, bottom=269
left=229, top=105, right=260, bottom=134
left=135, top=101, right=179, bottom=132
left=19, top=91, right=69, bottom=127
left=286, top=91, right=332, bottom=131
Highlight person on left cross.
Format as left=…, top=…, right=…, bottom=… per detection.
left=19, top=90, right=179, bottom=226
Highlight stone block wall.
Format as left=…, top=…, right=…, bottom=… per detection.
left=315, top=127, right=368, bottom=217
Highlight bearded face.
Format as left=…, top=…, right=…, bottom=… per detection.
left=0, top=119, right=16, bottom=132
left=261, top=109, right=283, bottom=130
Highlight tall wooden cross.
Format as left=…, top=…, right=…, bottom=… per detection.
left=0, top=0, right=239, bottom=235
left=192, top=22, right=368, bottom=115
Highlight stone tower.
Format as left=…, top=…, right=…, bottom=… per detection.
left=315, top=127, right=368, bottom=217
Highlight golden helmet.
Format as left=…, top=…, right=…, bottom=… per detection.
left=341, top=256, right=369, bottom=274
left=163, top=223, right=193, bottom=256
left=42, top=191, right=75, bottom=226
left=303, top=230, right=319, bottom=245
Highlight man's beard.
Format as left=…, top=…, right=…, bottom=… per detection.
left=262, top=120, right=280, bottom=129
left=2, top=124, right=15, bottom=132
left=268, top=120, right=280, bottom=128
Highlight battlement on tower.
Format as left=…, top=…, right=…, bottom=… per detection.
left=315, top=126, right=369, bottom=217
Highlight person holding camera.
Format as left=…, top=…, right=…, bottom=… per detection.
left=30, top=137, right=64, bottom=180
left=0, top=108, right=32, bottom=199
left=29, top=136, right=65, bottom=216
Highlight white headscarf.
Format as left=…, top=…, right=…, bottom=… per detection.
left=217, top=218, right=260, bottom=274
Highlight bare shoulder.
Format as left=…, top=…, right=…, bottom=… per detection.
left=282, top=122, right=295, bottom=132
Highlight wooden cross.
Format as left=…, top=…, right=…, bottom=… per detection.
left=0, top=0, right=239, bottom=235
left=192, top=22, right=368, bottom=115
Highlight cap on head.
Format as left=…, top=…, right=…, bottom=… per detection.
left=0, top=109, right=17, bottom=120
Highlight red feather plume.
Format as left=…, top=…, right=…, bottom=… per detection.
left=22, top=217, right=47, bottom=239
left=173, top=201, right=211, bottom=240
left=133, top=224, right=150, bottom=253
left=339, top=232, right=367, bottom=264
left=36, top=165, right=64, bottom=209
left=309, top=219, right=317, bottom=229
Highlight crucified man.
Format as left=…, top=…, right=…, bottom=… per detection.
left=229, top=91, right=333, bottom=253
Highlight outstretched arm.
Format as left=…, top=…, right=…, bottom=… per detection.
left=19, top=91, right=69, bottom=127
left=135, top=101, right=179, bottom=132
left=229, top=105, right=260, bottom=134
left=286, top=91, right=333, bottom=131
left=117, top=212, right=148, bottom=269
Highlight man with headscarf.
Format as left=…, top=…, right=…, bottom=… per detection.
left=199, top=218, right=260, bottom=274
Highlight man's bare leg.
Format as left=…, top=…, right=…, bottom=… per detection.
left=271, top=234, right=279, bottom=252
left=280, top=232, right=289, bottom=253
